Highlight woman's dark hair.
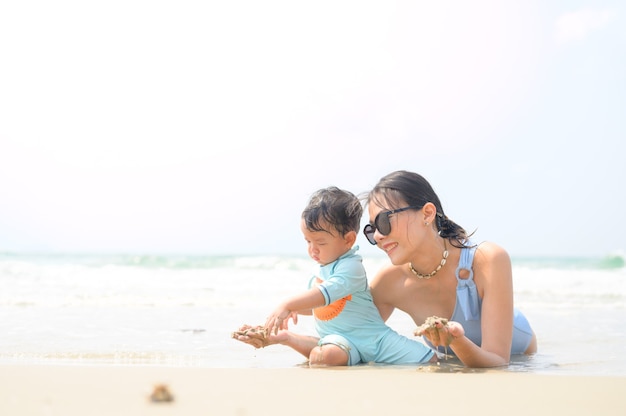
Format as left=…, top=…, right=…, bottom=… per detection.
left=302, top=186, right=362, bottom=236
left=364, top=170, right=473, bottom=248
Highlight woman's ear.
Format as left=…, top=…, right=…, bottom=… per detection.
left=422, top=202, right=437, bottom=224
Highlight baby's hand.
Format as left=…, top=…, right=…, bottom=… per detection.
left=232, top=324, right=290, bottom=349
left=264, top=304, right=295, bottom=335
left=231, top=324, right=270, bottom=349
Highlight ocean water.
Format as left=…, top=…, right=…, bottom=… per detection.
left=0, top=252, right=624, bottom=376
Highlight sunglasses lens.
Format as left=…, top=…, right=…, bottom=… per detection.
left=375, top=212, right=392, bottom=235
left=363, top=224, right=377, bottom=245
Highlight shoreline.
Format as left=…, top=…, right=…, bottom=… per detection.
left=1, top=364, right=625, bottom=415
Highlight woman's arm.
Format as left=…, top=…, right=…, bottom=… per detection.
left=449, top=242, right=514, bottom=367
left=369, top=264, right=398, bottom=321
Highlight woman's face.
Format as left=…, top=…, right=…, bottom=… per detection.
left=367, top=201, right=423, bottom=265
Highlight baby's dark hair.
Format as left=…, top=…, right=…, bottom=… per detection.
left=302, top=186, right=362, bottom=236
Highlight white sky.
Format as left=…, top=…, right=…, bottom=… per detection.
left=1, top=1, right=624, bottom=257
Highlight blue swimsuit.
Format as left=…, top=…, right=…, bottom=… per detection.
left=426, top=243, right=534, bottom=355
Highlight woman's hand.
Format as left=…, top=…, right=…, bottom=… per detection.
left=415, top=317, right=465, bottom=348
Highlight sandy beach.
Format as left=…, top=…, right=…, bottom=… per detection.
left=2, top=253, right=625, bottom=414
left=1, top=365, right=624, bottom=416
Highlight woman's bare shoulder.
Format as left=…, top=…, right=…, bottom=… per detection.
left=370, top=262, right=406, bottom=291
left=474, top=241, right=512, bottom=280
left=474, top=241, right=511, bottom=263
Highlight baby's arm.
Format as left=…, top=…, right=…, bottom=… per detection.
left=265, top=288, right=325, bottom=334
left=231, top=325, right=321, bottom=358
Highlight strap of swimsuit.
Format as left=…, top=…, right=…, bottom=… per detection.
left=454, top=242, right=480, bottom=321
left=455, top=243, right=478, bottom=281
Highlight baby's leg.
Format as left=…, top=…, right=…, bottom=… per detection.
left=309, top=344, right=349, bottom=367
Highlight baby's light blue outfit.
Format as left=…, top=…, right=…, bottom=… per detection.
left=424, top=242, right=534, bottom=355
left=310, top=246, right=434, bottom=366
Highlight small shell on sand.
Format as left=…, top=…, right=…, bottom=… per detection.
left=150, top=384, right=174, bottom=403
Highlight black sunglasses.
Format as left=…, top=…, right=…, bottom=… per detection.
left=363, top=205, right=423, bottom=245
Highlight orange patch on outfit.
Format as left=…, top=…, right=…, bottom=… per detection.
left=312, top=277, right=352, bottom=321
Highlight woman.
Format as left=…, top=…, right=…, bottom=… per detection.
left=363, top=170, right=536, bottom=367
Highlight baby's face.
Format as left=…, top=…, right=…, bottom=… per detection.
left=300, top=219, right=351, bottom=266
